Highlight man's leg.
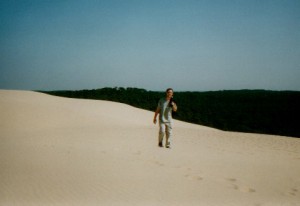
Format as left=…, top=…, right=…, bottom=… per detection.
left=158, top=123, right=165, bottom=147
left=165, top=122, right=173, bottom=148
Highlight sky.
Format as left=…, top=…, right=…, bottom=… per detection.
left=0, top=0, right=299, bottom=91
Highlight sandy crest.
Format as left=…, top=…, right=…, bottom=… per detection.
left=1, top=90, right=300, bottom=206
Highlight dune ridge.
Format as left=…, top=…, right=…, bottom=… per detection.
left=1, top=90, right=300, bottom=206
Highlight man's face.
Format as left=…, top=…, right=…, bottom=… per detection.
left=166, top=90, right=173, bottom=98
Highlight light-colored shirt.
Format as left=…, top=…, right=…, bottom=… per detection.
left=157, top=98, right=173, bottom=123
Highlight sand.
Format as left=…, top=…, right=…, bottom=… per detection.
left=1, top=90, right=300, bottom=206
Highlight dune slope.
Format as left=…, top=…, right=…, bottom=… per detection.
left=1, top=90, right=300, bottom=206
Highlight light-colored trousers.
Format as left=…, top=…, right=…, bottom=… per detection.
left=159, top=122, right=173, bottom=146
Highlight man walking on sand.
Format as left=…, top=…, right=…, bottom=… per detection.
left=153, top=88, right=177, bottom=148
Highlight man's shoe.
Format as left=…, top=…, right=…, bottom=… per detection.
left=166, top=145, right=171, bottom=149
left=158, top=142, right=163, bottom=147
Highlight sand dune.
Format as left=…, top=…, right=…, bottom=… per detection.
left=1, top=90, right=300, bottom=206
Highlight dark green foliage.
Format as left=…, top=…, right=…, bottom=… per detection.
left=41, top=88, right=300, bottom=138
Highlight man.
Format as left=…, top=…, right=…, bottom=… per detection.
left=153, top=88, right=177, bottom=148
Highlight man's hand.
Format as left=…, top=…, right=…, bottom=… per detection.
left=153, top=119, right=157, bottom=124
left=172, top=103, right=177, bottom=112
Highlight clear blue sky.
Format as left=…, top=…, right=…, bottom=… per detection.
left=1, top=0, right=299, bottom=91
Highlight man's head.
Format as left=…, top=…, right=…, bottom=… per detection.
left=166, top=88, right=174, bottom=99
left=166, top=88, right=173, bottom=93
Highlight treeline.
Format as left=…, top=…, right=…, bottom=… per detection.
left=42, top=87, right=300, bottom=138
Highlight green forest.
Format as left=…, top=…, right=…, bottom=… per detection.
left=42, top=88, right=300, bottom=138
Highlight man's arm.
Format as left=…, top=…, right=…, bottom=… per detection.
left=153, top=108, right=160, bottom=124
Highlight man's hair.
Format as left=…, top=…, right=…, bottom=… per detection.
left=166, top=88, right=173, bottom=93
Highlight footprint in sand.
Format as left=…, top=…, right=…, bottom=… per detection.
left=288, top=188, right=298, bottom=196
left=152, top=160, right=164, bottom=166
left=231, top=184, right=256, bottom=193
left=226, top=178, right=256, bottom=193
left=226, top=178, right=237, bottom=182
left=240, top=186, right=256, bottom=193
left=184, top=174, right=204, bottom=181
left=179, top=167, right=204, bottom=181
